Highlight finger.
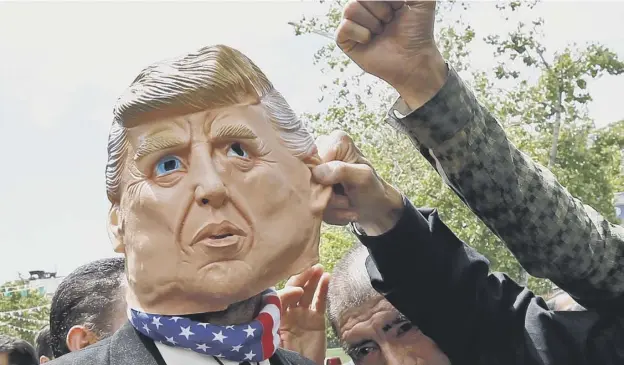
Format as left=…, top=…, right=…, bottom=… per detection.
left=278, top=287, right=304, bottom=309
left=312, top=160, right=374, bottom=187
left=359, top=0, right=394, bottom=24
left=315, top=134, right=339, bottom=164
left=388, top=1, right=405, bottom=10
left=336, top=18, right=371, bottom=49
left=312, top=273, right=331, bottom=313
left=323, top=209, right=359, bottom=226
left=343, top=0, right=384, bottom=34
left=318, top=131, right=366, bottom=166
left=299, top=267, right=324, bottom=308
left=285, top=265, right=320, bottom=288
left=327, top=194, right=351, bottom=210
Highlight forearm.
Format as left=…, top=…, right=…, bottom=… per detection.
left=389, top=63, right=624, bottom=308
left=355, top=198, right=500, bottom=362
left=355, top=198, right=602, bottom=364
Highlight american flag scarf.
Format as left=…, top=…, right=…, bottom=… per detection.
left=129, top=289, right=281, bottom=362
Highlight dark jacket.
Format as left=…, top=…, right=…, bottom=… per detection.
left=47, top=322, right=316, bottom=365
left=357, top=199, right=624, bottom=365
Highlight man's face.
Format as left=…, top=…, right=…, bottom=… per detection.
left=339, top=296, right=450, bottom=365
left=112, top=103, right=329, bottom=314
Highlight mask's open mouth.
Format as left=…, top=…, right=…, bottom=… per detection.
left=192, top=221, right=246, bottom=247
left=211, top=233, right=233, bottom=239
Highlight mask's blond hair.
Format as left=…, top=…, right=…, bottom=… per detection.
left=106, top=44, right=315, bottom=204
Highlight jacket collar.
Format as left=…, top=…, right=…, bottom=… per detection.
left=109, top=321, right=166, bottom=365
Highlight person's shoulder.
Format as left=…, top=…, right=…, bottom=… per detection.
left=275, top=348, right=318, bottom=365
left=47, top=337, right=112, bottom=365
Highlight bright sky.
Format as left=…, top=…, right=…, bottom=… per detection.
left=0, top=1, right=622, bottom=283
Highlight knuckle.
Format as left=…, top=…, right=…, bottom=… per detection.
left=362, top=164, right=376, bottom=181
left=330, top=130, right=348, bottom=140
left=334, top=20, right=350, bottom=43
left=335, top=131, right=353, bottom=145
left=342, top=0, right=360, bottom=19
left=333, top=162, right=348, bottom=177
left=378, top=4, right=393, bottom=22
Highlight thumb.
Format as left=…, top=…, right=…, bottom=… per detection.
left=312, top=160, right=373, bottom=187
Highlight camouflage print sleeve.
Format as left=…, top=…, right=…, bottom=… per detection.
left=385, top=65, right=624, bottom=308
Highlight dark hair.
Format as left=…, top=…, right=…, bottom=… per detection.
left=0, top=335, right=38, bottom=365
left=34, top=326, right=53, bottom=360
left=327, top=244, right=380, bottom=337
left=49, top=257, right=125, bottom=358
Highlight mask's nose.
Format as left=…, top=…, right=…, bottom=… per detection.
left=192, top=151, right=227, bottom=208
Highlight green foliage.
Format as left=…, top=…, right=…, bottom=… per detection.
left=0, top=280, right=50, bottom=344
left=292, top=0, right=622, bottom=343
left=595, top=120, right=624, bottom=192
left=326, top=347, right=350, bottom=363
left=484, top=2, right=624, bottom=170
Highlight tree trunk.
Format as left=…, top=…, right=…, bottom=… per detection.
left=548, top=89, right=564, bottom=169
left=549, top=116, right=562, bottom=168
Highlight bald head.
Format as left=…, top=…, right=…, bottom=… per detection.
left=327, top=245, right=451, bottom=365
left=327, top=244, right=380, bottom=335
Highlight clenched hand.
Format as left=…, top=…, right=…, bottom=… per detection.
left=336, top=0, right=447, bottom=109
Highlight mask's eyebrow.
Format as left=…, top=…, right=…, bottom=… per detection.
left=134, top=131, right=186, bottom=161
left=210, top=123, right=258, bottom=140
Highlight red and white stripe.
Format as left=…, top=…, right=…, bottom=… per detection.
left=257, top=289, right=282, bottom=359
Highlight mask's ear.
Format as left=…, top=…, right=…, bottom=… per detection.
left=303, top=154, right=332, bottom=216
left=108, top=205, right=125, bottom=253
left=66, top=325, right=99, bottom=353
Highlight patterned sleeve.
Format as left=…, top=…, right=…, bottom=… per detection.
left=385, top=66, right=624, bottom=307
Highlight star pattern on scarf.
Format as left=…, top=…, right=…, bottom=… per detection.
left=129, top=289, right=281, bottom=363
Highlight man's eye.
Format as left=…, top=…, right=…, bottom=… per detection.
left=354, top=345, right=377, bottom=360
left=226, top=142, right=249, bottom=158
left=155, top=156, right=183, bottom=176
left=397, top=322, right=414, bottom=336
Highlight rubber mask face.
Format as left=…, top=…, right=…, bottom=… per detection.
left=112, top=104, right=330, bottom=314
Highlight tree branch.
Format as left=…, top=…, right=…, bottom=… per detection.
left=535, top=46, right=551, bottom=69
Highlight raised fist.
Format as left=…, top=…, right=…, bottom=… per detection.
left=336, top=1, right=446, bottom=107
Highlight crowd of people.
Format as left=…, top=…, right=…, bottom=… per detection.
left=2, top=1, right=623, bottom=365
left=0, top=258, right=594, bottom=365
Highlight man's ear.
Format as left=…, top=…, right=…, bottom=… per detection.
left=108, top=205, right=125, bottom=253
left=66, top=325, right=99, bottom=353
left=40, top=355, right=51, bottom=363
left=303, top=154, right=332, bottom=215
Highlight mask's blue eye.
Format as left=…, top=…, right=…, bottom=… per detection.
left=226, top=142, right=249, bottom=158
left=155, top=156, right=182, bottom=176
